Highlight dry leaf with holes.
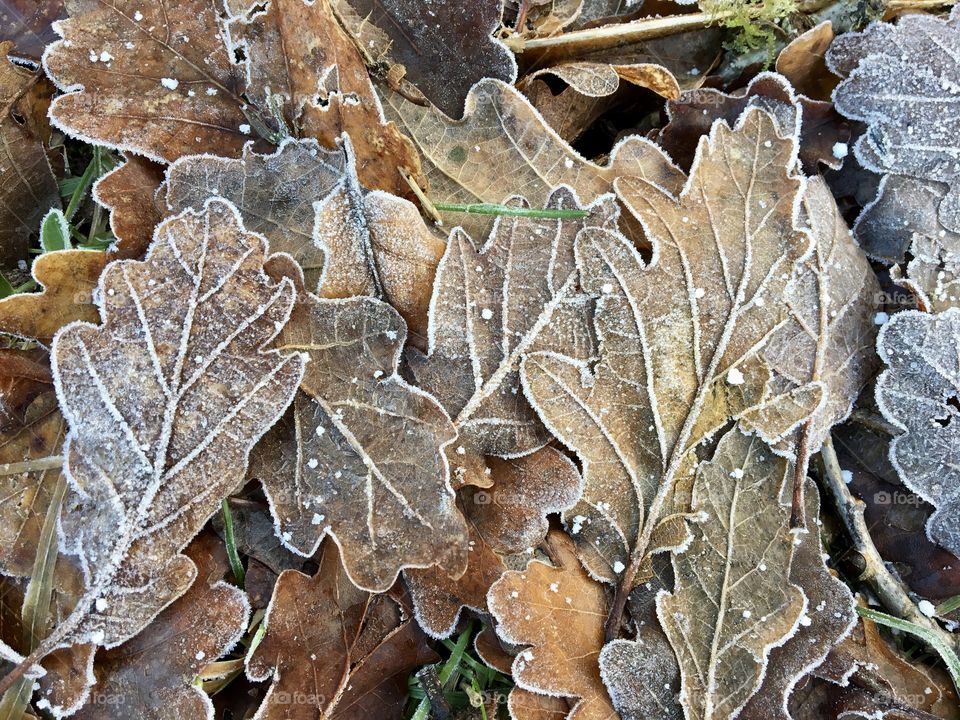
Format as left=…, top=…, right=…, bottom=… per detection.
left=521, top=109, right=818, bottom=592
left=876, top=308, right=960, bottom=557
left=72, top=533, right=249, bottom=720
left=0, top=250, right=106, bottom=345
left=829, top=7, right=960, bottom=234
left=331, top=0, right=516, bottom=117
left=488, top=530, right=617, bottom=720
left=43, top=0, right=251, bottom=162
left=94, top=155, right=165, bottom=261
left=658, top=428, right=805, bottom=720
left=0, top=41, right=60, bottom=269
left=11, top=199, right=303, bottom=679
left=251, top=265, right=468, bottom=592
left=223, top=0, right=423, bottom=196
left=407, top=187, right=617, bottom=484
left=380, top=78, right=683, bottom=239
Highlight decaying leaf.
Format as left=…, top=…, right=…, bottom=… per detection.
left=463, top=446, right=584, bottom=555
left=0, top=41, right=60, bottom=269
left=756, top=177, right=879, bottom=483
left=488, top=530, right=617, bottom=719
left=408, top=187, right=617, bottom=474
left=599, top=633, right=682, bottom=720
left=223, top=0, right=423, bottom=197
left=43, top=0, right=250, bottom=162
left=740, top=480, right=856, bottom=720
left=94, top=155, right=165, bottom=261
left=774, top=21, right=836, bottom=102
left=380, top=78, right=683, bottom=239
left=248, top=541, right=437, bottom=720
left=252, top=266, right=468, bottom=592
left=525, top=61, right=681, bottom=101
left=829, top=7, right=960, bottom=233
left=521, top=108, right=817, bottom=586
left=2, top=0, right=65, bottom=62
left=891, top=230, right=960, bottom=313
left=658, top=428, right=806, bottom=720
left=0, top=250, right=106, bottom=345
left=40, top=199, right=303, bottom=659
left=659, top=72, right=850, bottom=173
left=72, top=533, right=249, bottom=720
left=876, top=308, right=960, bottom=557
left=331, top=0, right=517, bottom=117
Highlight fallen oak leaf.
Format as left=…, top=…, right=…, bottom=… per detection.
left=0, top=41, right=61, bottom=269
left=488, top=530, right=617, bottom=720
left=407, top=187, right=619, bottom=483
left=251, top=262, right=469, bottom=592
left=330, top=0, right=517, bottom=118
left=0, top=250, right=106, bottom=346
left=43, top=0, right=253, bottom=163
left=658, top=427, right=806, bottom=720
left=828, top=7, right=960, bottom=234
left=94, top=154, right=165, bottom=261
left=521, top=109, right=818, bottom=627
left=380, top=78, right=684, bottom=240
left=774, top=21, right=837, bottom=102
left=71, top=532, right=250, bottom=720
left=3, top=0, right=65, bottom=62
left=524, top=61, right=681, bottom=101
left=0, top=198, right=306, bottom=695
left=876, top=308, right=960, bottom=558
left=223, top=0, right=424, bottom=197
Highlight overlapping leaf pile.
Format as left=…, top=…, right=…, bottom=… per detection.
left=0, top=2, right=959, bottom=719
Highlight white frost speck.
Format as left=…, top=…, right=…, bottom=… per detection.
left=832, top=142, right=849, bottom=160
left=841, top=469, right=853, bottom=484
left=600, top=282, right=614, bottom=294
left=612, top=560, right=625, bottom=574
left=730, top=468, right=744, bottom=479
left=311, top=513, right=324, bottom=525
left=196, top=651, right=205, bottom=661
left=161, top=77, right=179, bottom=90
left=95, top=598, right=108, bottom=612
left=694, top=287, right=705, bottom=299
left=742, top=610, right=752, bottom=619
left=480, top=308, right=493, bottom=320
left=133, top=10, right=144, bottom=20
left=918, top=599, right=937, bottom=617
left=239, top=124, right=251, bottom=134
left=307, top=458, right=319, bottom=469
left=316, top=425, right=325, bottom=436
left=727, top=367, right=744, bottom=385
left=874, top=312, right=890, bottom=325
left=549, top=582, right=559, bottom=592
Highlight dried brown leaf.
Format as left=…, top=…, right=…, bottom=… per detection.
left=876, top=308, right=960, bottom=557
left=659, top=72, right=850, bottom=173
left=829, top=7, right=960, bottom=233
left=37, top=199, right=303, bottom=659
left=525, top=61, right=681, bottom=100
left=521, top=109, right=816, bottom=585
left=658, top=428, right=806, bottom=720
left=0, top=250, right=106, bottom=346
left=488, top=530, right=617, bottom=720
left=380, top=78, right=684, bottom=239
left=774, top=21, right=837, bottom=102
left=224, top=0, right=423, bottom=197
left=251, top=268, right=469, bottom=592
left=408, top=187, right=617, bottom=474
left=2, top=0, right=65, bottom=62
left=94, top=155, right=165, bottom=262
left=72, top=533, right=249, bottom=720
left=331, top=0, right=516, bottom=117
left=0, top=42, right=59, bottom=269
left=43, top=0, right=251, bottom=162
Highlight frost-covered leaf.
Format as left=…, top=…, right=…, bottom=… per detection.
left=331, top=0, right=516, bottom=117
left=876, top=308, right=960, bottom=557
left=757, top=177, right=879, bottom=471
left=72, top=533, right=249, bottom=720
left=893, top=232, right=960, bottom=313
left=658, top=428, right=806, bottom=720
left=521, top=108, right=817, bottom=585
left=659, top=72, right=850, bottom=173
left=45, top=198, right=304, bottom=654
left=0, top=41, right=60, bottom=269
left=408, top=187, right=618, bottom=474
left=739, top=480, right=856, bottom=720
left=248, top=543, right=436, bottom=720
left=462, top=446, right=583, bottom=555
left=94, top=155, right=165, bottom=261
left=599, top=634, right=682, bottom=720
left=380, top=78, right=684, bottom=239
left=43, top=0, right=251, bottom=162
left=488, top=530, right=617, bottom=720
left=829, top=7, right=960, bottom=233
left=223, top=0, right=422, bottom=197
left=0, top=250, right=106, bottom=346
left=251, top=268, right=468, bottom=592
left=164, top=137, right=444, bottom=339
left=525, top=61, right=682, bottom=101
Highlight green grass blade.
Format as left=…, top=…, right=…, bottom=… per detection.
left=40, top=209, right=72, bottom=252
left=221, top=499, right=245, bottom=587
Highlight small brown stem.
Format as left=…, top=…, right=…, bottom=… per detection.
left=0, top=456, right=63, bottom=476
left=604, top=580, right=632, bottom=643
left=790, top=424, right=811, bottom=529
left=819, top=434, right=959, bottom=652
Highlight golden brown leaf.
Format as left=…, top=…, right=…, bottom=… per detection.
left=775, top=21, right=837, bottom=101
left=0, top=250, right=106, bottom=346
left=94, top=155, right=165, bottom=261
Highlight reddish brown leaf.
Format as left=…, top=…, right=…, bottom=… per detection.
left=95, top=155, right=165, bottom=261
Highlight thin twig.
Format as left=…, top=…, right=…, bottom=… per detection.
left=0, top=456, right=63, bottom=476
left=819, top=435, right=958, bottom=652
